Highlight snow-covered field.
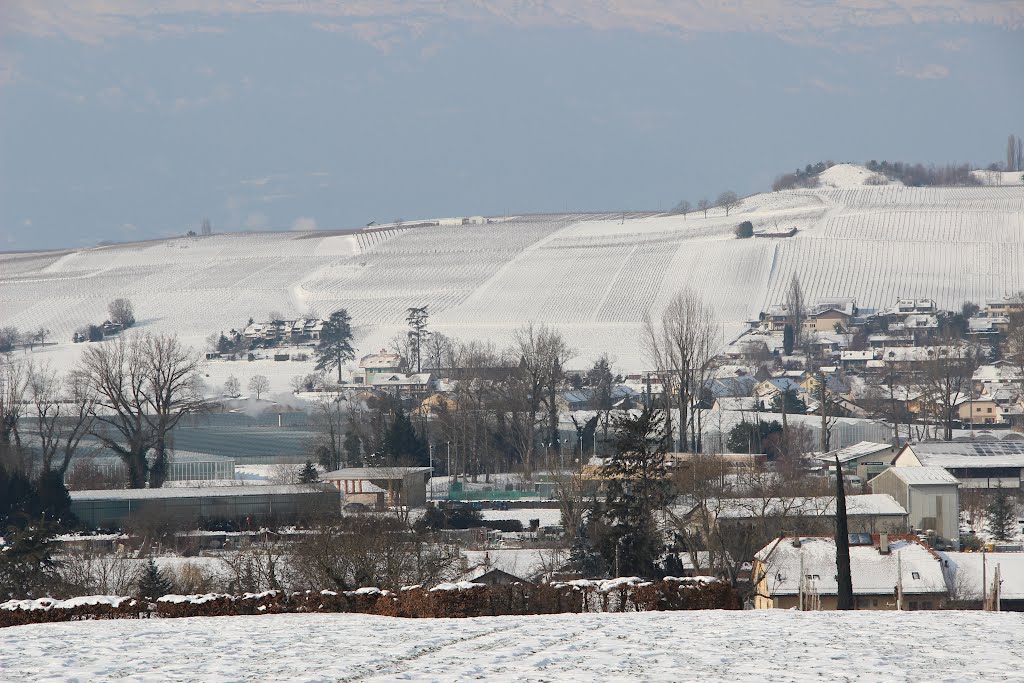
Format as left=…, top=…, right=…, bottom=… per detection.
left=2, top=610, right=1023, bottom=681
left=3, top=165, right=1024, bottom=378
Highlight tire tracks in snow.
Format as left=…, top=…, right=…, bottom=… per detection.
left=332, top=622, right=521, bottom=682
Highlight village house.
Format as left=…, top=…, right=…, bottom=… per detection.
left=675, top=494, right=908, bottom=544
left=983, top=295, right=1024, bottom=318
left=358, top=350, right=404, bottom=384
left=886, top=298, right=937, bottom=318
left=956, top=396, right=1004, bottom=427
left=869, top=466, right=960, bottom=549
left=968, top=316, right=1009, bottom=338
left=802, top=298, right=857, bottom=333
left=972, top=364, right=1023, bottom=393
left=938, top=551, right=1024, bottom=611
left=243, top=318, right=324, bottom=346
left=752, top=534, right=948, bottom=610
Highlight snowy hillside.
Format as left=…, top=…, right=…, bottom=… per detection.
left=2, top=610, right=1023, bottom=681
left=2, top=169, right=1023, bottom=375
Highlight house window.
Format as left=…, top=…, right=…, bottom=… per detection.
left=872, top=599, right=878, bottom=607
left=805, top=574, right=820, bottom=580
left=921, top=601, right=933, bottom=610
left=911, top=572, right=920, bottom=580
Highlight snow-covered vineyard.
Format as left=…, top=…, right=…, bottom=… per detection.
left=2, top=610, right=1023, bottom=682
left=2, top=165, right=1022, bottom=368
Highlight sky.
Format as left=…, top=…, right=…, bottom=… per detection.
left=1, top=1, right=1022, bottom=251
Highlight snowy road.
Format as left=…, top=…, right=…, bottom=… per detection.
left=2, top=610, right=1024, bottom=682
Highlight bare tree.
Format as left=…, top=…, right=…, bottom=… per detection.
left=423, top=331, right=456, bottom=373
left=248, top=374, right=270, bottom=400
left=309, top=392, right=349, bottom=471
left=75, top=333, right=206, bottom=488
left=697, top=198, right=711, bottom=219
left=511, top=323, right=574, bottom=475
left=0, top=357, right=29, bottom=471
left=27, top=363, right=96, bottom=477
left=224, top=375, right=241, bottom=397
left=920, top=340, right=976, bottom=441
left=287, top=516, right=459, bottom=591
left=674, top=200, right=692, bottom=219
left=645, top=291, right=721, bottom=453
left=108, top=298, right=136, bottom=329
left=716, top=190, right=741, bottom=217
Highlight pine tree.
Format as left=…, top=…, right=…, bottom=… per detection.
left=314, top=309, right=356, bottom=384
left=137, top=558, right=173, bottom=600
left=597, top=407, right=671, bottom=578
left=299, top=460, right=319, bottom=483
left=986, top=483, right=1017, bottom=541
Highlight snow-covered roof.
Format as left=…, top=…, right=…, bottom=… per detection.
left=359, top=352, right=403, bottom=369
left=938, top=552, right=1024, bottom=601
left=369, top=372, right=432, bottom=387
left=322, top=467, right=432, bottom=480
left=973, top=365, right=1022, bottom=383
left=819, top=441, right=894, bottom=464
left=708, top=494, right=905, bottom=520
left=900, top=441, right=1024, bottom=469
left=877, top=466, right=960, bottom=486
left=756, top=536, right=945, bottom=596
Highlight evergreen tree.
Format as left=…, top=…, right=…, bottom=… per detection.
left=381, top=408, right=429, bottom=466
left=299, top=460, right=319, bottom=483
left=0, top=524, right=58, bottom=600
left=986, top=483, right=1017, bottom=541
left=771, top=388, right=807, bottom=414
left=343, top=431, right=363, bottom=467
left=406, top=306, right=429, bottom=373
left=314, top=309, right=356, bottom=384
left=597, top=407, right=671, bottom=578
left=726, top=420, right=783, bottom=454
left=783, top=324, right=795, bottom=356
left=833, top=456, right=854, bottom=610
left=137, top=558, right=173, bottom=600
left=35, top=470, right=74, bottom=526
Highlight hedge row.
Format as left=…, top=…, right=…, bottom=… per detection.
left=1, top=578, right=739, bottom=627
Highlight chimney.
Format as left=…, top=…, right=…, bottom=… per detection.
left=879, top=533, right=889, bottom=555
left=791, top=533, right=802, bottom=548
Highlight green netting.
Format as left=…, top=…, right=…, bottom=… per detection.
left=446, top=490, right=544, bottom=501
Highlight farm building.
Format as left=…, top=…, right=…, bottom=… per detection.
left=70, top=484, right=336, bottom=529
left=893, top=441, right=1024, bottom=489
left=869, top=466, right=960, bottom=550
left=321, top=466, right=432, bottom=509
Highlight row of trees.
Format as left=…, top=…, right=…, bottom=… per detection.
left=1, top=332, right=205, bottom=490
left=673, top=191, right=741, bottom=219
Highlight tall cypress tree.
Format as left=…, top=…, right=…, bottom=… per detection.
left=834, top=456, right=854, bottom=610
